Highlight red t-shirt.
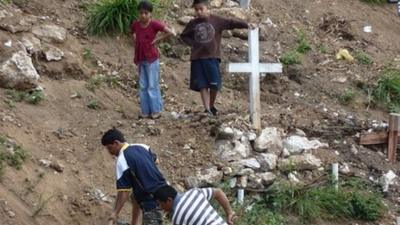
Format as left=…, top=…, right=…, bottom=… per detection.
left=131, top=20, right=166, bottom=64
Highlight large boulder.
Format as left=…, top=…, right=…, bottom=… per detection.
left=254, top=127, right=284, bottom=155
left=32, top=24, right=67, bottom=43
left=0, top=50, right=39, bottom=90
left=239, top=158, right=260, bottom=169
left=43, top=45, right=64, bottom=61
left=215, top=139, right=251, bottom=161
left=185, top=167, right=223, bottom=188
left=279, top=154, right=322, bottom=171
left=283, top=136, right=328, bottom=155
left=257, top=172, right=277, bottom=186
left=21, top=34, right=41, bottom=54
left=257, top=153, right=278, bottom=171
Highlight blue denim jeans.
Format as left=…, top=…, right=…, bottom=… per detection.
left=138, top=59, right=163, bottom=115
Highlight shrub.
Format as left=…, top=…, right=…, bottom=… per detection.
left=86, top=74, right=121, bottom=91
left=355, top=51, right=373, bottom=65
left=86, top=0, right=159, bottom=36
left=372, top=68, right=400, bottom=112
left=5, top=89, right=44, bottom=105
left=338, top=88, right=355, bottom=105
left=0, top=137, right=28, bottom=176
left=87, top=99, right=100, bottom=110
left=296, top=32, right=311, bottom=54
left=280, top=51, right=302, bottom=65
left=360, top=0, right=386, bottom=4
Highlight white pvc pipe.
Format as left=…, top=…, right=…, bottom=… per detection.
left=237, top=189, right=244, bottom=204
left=332, top=163, right=339, bottom=190
left=396, top=217, right=400, bottom=225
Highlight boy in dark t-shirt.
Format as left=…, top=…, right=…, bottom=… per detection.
left=180, top=0, right=254, bottom=116
left=132, top=1, right=174, bottom=119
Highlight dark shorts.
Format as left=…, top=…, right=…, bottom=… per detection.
left=190, top=58, right=221, bottom=92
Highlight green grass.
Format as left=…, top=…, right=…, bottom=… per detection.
left=86, top=0, right=160, bottom=36
left=296, top=32, right=311, bottom=54
left=5, top=89, right=44, bottom=106
left=317, top=44, right=328, bottom=54
left=355, top=51, right=373, bottom=65
left=338, top=88, right=355, bottom=105
left=360, top=0, right=386, bottom=4
left=0, top=136, right=28, bottom=177
left=372, top=68, right=400, bottom=112
left=86, top=74, right=121, bottom=91
left=87, top=99, right=100, bottom=110
left=83, top=48, right=94, bottom=60
left=263, top=178, right=386, bottom=223
left=280, top=51, right=302, bottom=65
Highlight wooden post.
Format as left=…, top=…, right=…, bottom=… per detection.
left=388, top=113, right=400, bottom=163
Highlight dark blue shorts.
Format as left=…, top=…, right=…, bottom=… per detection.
left=190, top=58, right=221, bottom=92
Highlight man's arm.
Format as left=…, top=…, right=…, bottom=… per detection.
left=180, top=22, right=196, bottom=47
left=131, top=197, right=143, bottom=225
left=212, top=188, right=235, bottom=225
left=109, top=191, right=130, bottom=225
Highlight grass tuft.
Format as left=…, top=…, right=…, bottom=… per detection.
left=280, top=51, right=302, bottom=65
left=372, top=68, right=400, bottom=112
left=86, top=0, right=160, bottom=36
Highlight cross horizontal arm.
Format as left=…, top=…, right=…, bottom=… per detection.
left=228, top=63, right=283, bottom=74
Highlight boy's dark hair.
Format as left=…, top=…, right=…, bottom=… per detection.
left=101, top=128, right=126, bottom=146
left=154, top=185, right=178, bottom=202
left=138, top=0, right=153, bottom=12
left=192, top=0, right=208, bottom=6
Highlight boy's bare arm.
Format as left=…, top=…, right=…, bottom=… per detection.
left=152, top=26, right=175, bottom=45
left=212, top=188, right=235, bottom=225
left=109, top=190, right=130, bottom=225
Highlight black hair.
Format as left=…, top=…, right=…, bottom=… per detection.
left=154, top=185, right=178, bottom=202
left=192, top=0, right=208, bottom=6
left=101, top=128, right=126, bottom=146
left=138, top=0, right=153, bottom=12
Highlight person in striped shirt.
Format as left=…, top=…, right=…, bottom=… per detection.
left=153, top=185, right=235, bottom=225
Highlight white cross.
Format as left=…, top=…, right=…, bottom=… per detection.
left=228, top=28, right=283, bottom=130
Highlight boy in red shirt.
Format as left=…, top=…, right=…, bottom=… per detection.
left=132, top=1, right=174, bottom=119
left=181, top=0, right=254, bottom=116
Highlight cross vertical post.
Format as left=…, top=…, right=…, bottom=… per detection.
left=388, top=113, right=400, bottom=163
left=249, top=28, right=261, bottom=130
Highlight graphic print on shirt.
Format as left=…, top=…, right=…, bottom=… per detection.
left=194, top=22, right=215, bottom=44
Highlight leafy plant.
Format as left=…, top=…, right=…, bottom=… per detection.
left=317, top=44, right=328, bottom=54
left=280, top=51, right=302, bottom=65
left=360, top=0, right=386, bottom=4
left=372, top=68, right=400, bottom=112
left=355, top=51, right=373, bottom=65
left=296, top=31, right=312, bottom=54
left=86, top=74, right=121, bottom=91
left=87, top=99, right=100, bottom=110
left=338, top=88, right=355, bottom=105
left=83, top=48, right=94, bottom=60
left=86, top=0, right=159, bottom=36
left=5, top=89, right=44, bottom=105
left=0, top=137, right=28, bottom=177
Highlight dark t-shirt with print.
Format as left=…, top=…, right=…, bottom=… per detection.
left=180, top=14, right=248, bottom=61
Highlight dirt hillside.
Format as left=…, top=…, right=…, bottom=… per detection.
left=0, top=0, right=400, bottom=225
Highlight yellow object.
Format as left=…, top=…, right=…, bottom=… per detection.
left=336, top=49, right=354, bottom=62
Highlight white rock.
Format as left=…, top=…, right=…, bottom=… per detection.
left=239, top=158, right=260, bottom=169
left=224, top=0, right=239, bottom=7
left=217, top=126, right=235, bottom=140
left=0, top=50, right=39, bottom=90
left=4, top=40, right=12, bottom=47
left=339, top=163, right=351, bottom=174
left=21, top=35, right=41, bottom=53
left=254, top=127, right=283, bottom=154
left=32, top=24, right=67, bottom=43
left=178, top=16, right=194, bottom=25
left=185, top=167, right=223, bottom=188
left=210, top=0, right=223, bottom=8
left=351, top=145, right=358, bottom=155
left=0, top=10, right=13, bottom=19
left=279, top=154, right=322, bottom=171
left=247, top=132, right=257, bottom=141
left=288, top=172, right=300, bottom=183
left=237, top=175, right=248, bottom=188
left=216, top=7, right=247, bottom=20
left=215, top=139, right=251, bottom=161
left=283, top=136, right=328, bottom=155
left=258, top=172, right=276, bottom=185
left=380, top=170, right=397, bottom=192
left=294, top=129, right=307, bottom=137
left=39, top=159, right=51, bottom=167
left=229, top=177, right=237, bottom=188
left=257, top=153, right=278, bottom=171
left=44, top=45, right=64, bottom=61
